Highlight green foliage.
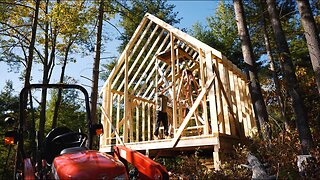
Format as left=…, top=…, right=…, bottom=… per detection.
left=0, top=81, right=19, bottom=180
left=0, top=80, right=19, bottom=119
left=45, top=88, right=87, bottom=134
left=190, top=1, right=243, bottom=68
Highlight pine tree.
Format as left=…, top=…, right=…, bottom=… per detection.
left=233, top=0, right=271, bottom=140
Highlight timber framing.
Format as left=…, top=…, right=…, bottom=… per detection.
left=99, top=13, right=256, bottom=170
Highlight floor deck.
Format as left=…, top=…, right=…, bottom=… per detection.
left=100, top=134, right=219, bottom=153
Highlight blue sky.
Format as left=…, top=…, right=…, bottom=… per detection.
left=0, top=1, right=219, bottom=94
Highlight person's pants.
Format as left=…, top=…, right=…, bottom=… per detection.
left=154, top=110, right=169, bottom=136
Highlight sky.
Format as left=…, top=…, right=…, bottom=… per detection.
left=0, top=1, right=219, bottom=95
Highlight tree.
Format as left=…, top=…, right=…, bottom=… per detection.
left=24, top=0, right=40, bottom=87
left=91, top=0, right=105, bottom=124
left=46, top=81, right=87, bottom=134
left=0, top=81, right=19, bottom=179
left=296, top=0, right=320, bottom=95
left=49, top=0, right=96, bottom=128
left=0, top=80, right=19, bottom=119
left=233, top=0, right=271, bottom=140
left=260, top=3, right=289, bottom=131
left=265, top=0, right=313, bottom=154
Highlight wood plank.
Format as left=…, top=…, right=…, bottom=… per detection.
left=234, top=75, right=245, bottom=138
left=218, top=63, right=229, bottom=134
left=142, top=102, right=146, bottom=141
left=100, top=17, right=149, bottom=94
left=100, top=86, right=108, bottom=146
left=147, top=104, right=155, bottom=141
left=111, top=89, right=154, bottom=104
left=245, top=84, right=254, bottom=134
left=112, top=20, right=154, bottom=90
left=108, top=93, right=113, bottom=144
left=199, top=49, right=209, bottom=135
left=136, top=106, right=139, bottom=142
left=170, top=32, right=178, bottom=131
left=116, top=24, right=160, bottom=91
left=227, top=70, right=237, bottom=136
left=100, top=135, right=218, bottom=152
left=116, top=94, right=121, bottom=144
left=213, top=65, right=241, bottom=136
left=128, top=29, right=165, bottom=89
left=239, top=79, right=248, bottom=136
left=134, top=35, right=171, bottom=96
left=124, top=50, right=129, bottom=143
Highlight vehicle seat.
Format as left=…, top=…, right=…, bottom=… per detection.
left=43, top=127, right=78, bottom=164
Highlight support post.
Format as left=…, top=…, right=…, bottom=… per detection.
left=205, top=50, right=219, bottom=136
left=199, top=49, right=209, bottom=135
left=170, top=32, right=178, bottom=134
left=213, top=145, right=220, bottom=170
left=124, top=50, right=129, bottom=142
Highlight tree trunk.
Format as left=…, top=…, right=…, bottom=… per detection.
left=38, top=0, right=50, bottom=174
left=91, top=0, right=104, bottom=124
left=23, top=0, right=40, bottom=88
left=261, top=9, right=290, bottom=131
left=18, top=0, right=40, bottom=177
left=233, top=0, right=271, bottom=140
left=296, top=0, right=320, bottom=95
left=52, top=42, right=72, bottom=128
left=39, top=0, right=50, bottom=151
left=266, top=0, right=313, bottom=154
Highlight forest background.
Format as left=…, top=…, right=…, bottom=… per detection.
left=0, top=0, right=320, bottom=179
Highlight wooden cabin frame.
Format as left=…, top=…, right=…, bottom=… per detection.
left=99, top=13, right=256, bottom=170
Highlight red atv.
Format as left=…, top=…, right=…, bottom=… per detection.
left=5, top=84, right=168, bottom=179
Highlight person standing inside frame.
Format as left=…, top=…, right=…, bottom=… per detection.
left=154, top=94, right=170, bottom=139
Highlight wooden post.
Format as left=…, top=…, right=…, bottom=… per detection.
left=219, top=63, right=231, bottom=135
left=136, top=106, right=139, bottom=142
left=214, top=58, right=225, bottom=134
left=227, top=70, right=237, bottom=136
left=142, top=102, right=146, bottom=141
left=213, top=145, right=220, bottom=170
left=124, top=50, right=129, bottom=143
left=105, top=83, right=111, bottom=145
left=116, top=94, right=121, bottom=144
left=147, top=104, right=152, bottom=141
left=170, top=32, right=178, bottom=134
left=199, top=49, right=209, bottom=135
left=205, top=51, right=219, bottom=136
left=109, top=93, right=113, bottom=144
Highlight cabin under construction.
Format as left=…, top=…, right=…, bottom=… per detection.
left=99, top=13, right=256, bottom=169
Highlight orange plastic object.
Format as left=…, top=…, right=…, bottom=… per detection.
left=4, top=137, right=14, bottom=145
left=24, top=158, right=35, bottom=180
left=113, top=146, right=169, bottom=180
left=53, top=150, right=127, bottom=179
left=95, top=128, right=103, bottom=135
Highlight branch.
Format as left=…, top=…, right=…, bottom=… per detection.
left=0, top=21, right=31, bottom=44
left=0, top=1, right=35, bottom=10
left=0, top=24, right=32, bottom=32
left=105, top=20, right=125, bottom=38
